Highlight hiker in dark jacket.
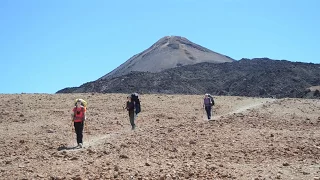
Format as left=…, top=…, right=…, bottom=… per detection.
left=203, top=94, right=212, bottom=120
left=125, top=95, right=136, bottom=130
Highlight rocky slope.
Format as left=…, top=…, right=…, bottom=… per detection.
left=57, top=58, right=320, bottom=99
left=1, top=93, right=320, bottom=179
left=100, top=36, right=234, bottom=79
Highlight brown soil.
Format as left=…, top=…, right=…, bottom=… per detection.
left=0, top=94, right=319, bottom=180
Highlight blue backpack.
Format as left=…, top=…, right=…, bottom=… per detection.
left=131, top=93, right=141, bottom=114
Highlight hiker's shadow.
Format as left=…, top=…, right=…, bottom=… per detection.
left=57, top=145, right=79, bottom=151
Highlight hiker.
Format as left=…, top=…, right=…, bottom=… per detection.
left=203, top=93, right=213, bottom=120
left=125, top=95, right=136, bottom=130
left=71, top=99, right=86, bottom=148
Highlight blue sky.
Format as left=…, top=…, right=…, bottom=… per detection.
left=0, top=0, right=319, bottom=94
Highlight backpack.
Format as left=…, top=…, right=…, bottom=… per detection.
left=131, top=93, right=141, bottom=114
left=74, top=99, right=88, bottom=108
left=208, top=94, right=215, bottom=106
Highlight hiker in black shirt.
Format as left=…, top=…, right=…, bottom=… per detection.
left=125, top=96, right=136, bottom=130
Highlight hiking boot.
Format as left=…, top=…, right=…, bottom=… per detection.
left=78, top=143, right=83, bottom=148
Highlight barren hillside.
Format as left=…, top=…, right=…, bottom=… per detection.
left=100, top=36, right=234, bottom=80
left=0, top=94, right=319, bottom=179
left=58, top=58, right=320, bottom=99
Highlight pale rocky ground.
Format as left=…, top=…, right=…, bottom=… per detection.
left=0, top=93, right=319, bottom=180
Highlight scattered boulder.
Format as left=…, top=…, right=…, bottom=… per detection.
left=159, top=174, right=165, bottom=180
left=47, top=129, right=54, bottom=133
left=70, top=157, right=78, bottom=161
left=145, top=162, right=151, bottom=166
left=207, top=165, right=218, bottom=171
left=120, top=143, right=128, bottom=148
left=71, top=176, right=82, bottom=180
left=283, top=162, right=290, bottom=166
left=114, top=165, right=119, bottom=171
left=119, top=155, right=129, bottom=159
left=87, top=149, right=96, bottom=154
left=50, top=176, right=64, bottom=180
left=37, top=174, right=45, bottom=178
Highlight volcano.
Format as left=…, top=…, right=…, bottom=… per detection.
left=99, top=36, right=234, bottom=80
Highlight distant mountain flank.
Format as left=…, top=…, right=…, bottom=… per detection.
left=57, top=58, right=320, bottom=99
left=99, top=36, right=234, bottom=80
left=57, top=35, right=320, bottom=98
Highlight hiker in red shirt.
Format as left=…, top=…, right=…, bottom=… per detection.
left=71, top=99, right=86, bottom=148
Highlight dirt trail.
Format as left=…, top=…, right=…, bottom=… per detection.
left=205, top=98, right=276, bottom=120
left=224, top=98, right=275, bottom=114
left=79, top=98, right=277, bottom=149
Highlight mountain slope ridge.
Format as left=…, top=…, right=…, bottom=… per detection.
left=57, top=58, right=320, bottom=99
left=100, top=36, right=234, bottom=79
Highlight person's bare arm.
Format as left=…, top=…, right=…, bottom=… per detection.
left=71, top=108, right=75, bottom=121
left=71, top=110, right=74, bottom=129
left=83, top=111, right=86, bottom=121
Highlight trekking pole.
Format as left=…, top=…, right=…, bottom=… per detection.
left=71, top=121, right=74, bottom=132
left=85, top=121, right=90, bottom=144
left=211, top=107, right=213, bottom=120
left=71, top=113, right=74, bottom=132
left=70, top=120, right=75, bottom=146
left=201, top=100, right=205, bottom=120
left=85, top=121, right=89, bottom=134
left=202, top=105, right=205, bottom=120
left=212, top=105, right=214, bottom=119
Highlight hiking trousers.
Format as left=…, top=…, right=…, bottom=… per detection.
left=74, top=122, right=84, bottom=144
left=129, top=110, right=135, bottom=130
left=205, top=106, right=212, bottom=120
